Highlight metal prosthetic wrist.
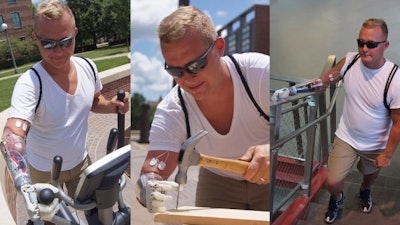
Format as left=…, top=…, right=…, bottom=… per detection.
left=135, top=172, right=163, bottom=206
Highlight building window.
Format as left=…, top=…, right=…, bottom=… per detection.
left=8, top=0, right=17, bottom=3
left=227, top=34, right=236, bottom=54
left=11, top=12, right=22, bottom=29
left=241, top=24, right=251, bottom=52
left=0, top=15, right=4, bottom=32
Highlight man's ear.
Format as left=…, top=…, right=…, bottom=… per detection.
left=215, top=37, right=225, bottom=56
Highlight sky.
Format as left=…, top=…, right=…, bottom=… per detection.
left=131, top=0, right=269, bottom=101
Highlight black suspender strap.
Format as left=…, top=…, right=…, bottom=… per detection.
left=178, top=87, right=191, bottom=139
left=342, top=53, right=360, bottom=78
left=30, top=68, right=42, bottom=113
left=78, top=56, right=97, bottom=82
left=384, top=64, right=399, bottom=110
left=228, top=55, right=269, bottom=122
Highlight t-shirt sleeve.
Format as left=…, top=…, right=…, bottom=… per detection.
left=149, top=87, right=187, bottom=152
left=8, top=71, right=40, bottom=123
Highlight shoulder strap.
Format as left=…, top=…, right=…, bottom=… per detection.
left=227, top=55, right=269, bottom=122
left=384, top=64, right=399, bottom=110
left=178, top=87, right=191, bottom=138
left=78, top=56, right=97, bottom=82
left=342, top=53, right=360, bottom=78
left=30, top=68, right=42, bottom=113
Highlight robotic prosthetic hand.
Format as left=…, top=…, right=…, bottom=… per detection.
left=136, top=172, right=180, bottom=213
left=1, top=134, right=59, bottom=222
left=271, top=78, right=325, bottom=101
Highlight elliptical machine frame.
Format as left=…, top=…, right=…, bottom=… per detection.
left=37, top=90, right=131, bottom=225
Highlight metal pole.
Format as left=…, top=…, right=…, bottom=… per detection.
left=2, top=23, right=18, bottom=74
left=178, top=0, right=189, bottom=6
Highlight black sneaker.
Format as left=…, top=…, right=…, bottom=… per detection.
left=359, top=189, right=372, bottom=213
left=324, top=192, right=344, bottom=224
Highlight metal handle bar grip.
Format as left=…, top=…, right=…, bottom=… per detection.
left=117, top=90, right=125, bottom=148
left=51, top=155, right=62, bottom=184
left=106, top=128, right=119, bottom=154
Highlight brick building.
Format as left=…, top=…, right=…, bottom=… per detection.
left=0, top=0, right=33, bottom=39
left=217, top=4, right=269, bottom=55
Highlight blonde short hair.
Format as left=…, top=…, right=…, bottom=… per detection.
left=158, top=6, right=217, bottom=44
left=33, top=0, right=75, bottom=32
left=362, top=18, right=388, bottom=39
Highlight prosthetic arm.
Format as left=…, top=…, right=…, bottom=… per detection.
left=271, top=78, right=325, bottom=101
left=271, top=70, right=343, bottom=101
left=0, top=133, right=40, bottom=220
left=135, top=172, right=180, bottom=213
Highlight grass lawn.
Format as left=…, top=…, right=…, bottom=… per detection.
left=0, top=77, right=18, bottom=111
left=94, top=56, right=130, bottom=71
left=76, top=45, right=130, bottom=59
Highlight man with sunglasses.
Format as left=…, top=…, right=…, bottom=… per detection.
left=272, top=18, right=400, bottom=224
left=135, top=6, right=269, bottom=213
left=1, top=0, right=129, bottom=224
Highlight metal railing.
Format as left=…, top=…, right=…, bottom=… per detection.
left=270, top=55, right=340, bottom=220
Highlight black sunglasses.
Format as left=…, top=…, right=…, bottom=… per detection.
left=35, top=33, right=75, bottom=49
left=164, top=40, right=216, bottom=79
left=357, top=39, right=386, bottom=49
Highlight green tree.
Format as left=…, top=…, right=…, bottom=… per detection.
left=67, top=0, right=130, bottom=50
left=100, top=0, right=130, bottom=45
left=67, top=0, right=100, bottom=49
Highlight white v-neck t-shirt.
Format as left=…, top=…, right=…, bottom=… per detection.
left=9, top=56, right=102, bottom=171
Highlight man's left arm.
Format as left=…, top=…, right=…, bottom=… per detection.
left=91, top=92, right=130, bottom=114
left=376, top=108, right=400, bottom=167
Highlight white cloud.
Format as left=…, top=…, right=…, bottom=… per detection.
left=216, top=10, right=228, bottom=17
left=131, top=0, right=178, bottom=44
left=130, top=0, right=179, bottom=101
left=131, top=51, right=173, bottom=101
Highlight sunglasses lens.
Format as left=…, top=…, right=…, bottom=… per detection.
left=187, top=58, right=208, bottom=74
left=357, top=39, right=363, bottom=47
left=59, top=37, right=74, bottom=48
left=165, top=67, right=184, bottom=78
left=42, top=40, right=57, bottom=49
left=366, top=42, right=378, bottom=48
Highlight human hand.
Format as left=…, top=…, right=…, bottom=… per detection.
left=112, top=91, right=130, bottom=114
left=271, top=88, right=291, bottom=101
left=146, top=180, right=180, bottom=213
left=34, top=183, right=60, bottom=221
left=375, top=153, right=392, bottom=168
left=238, top=144, right=270, bottom=184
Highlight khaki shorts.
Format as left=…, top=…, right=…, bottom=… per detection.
left=195, top=167, right=269, bottom=211
left=327, top=136, right=382, bottom=181
left=29, top=155, right=91, bottom=198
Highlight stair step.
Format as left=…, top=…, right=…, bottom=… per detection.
left=296, top=171, right=400, bottom=225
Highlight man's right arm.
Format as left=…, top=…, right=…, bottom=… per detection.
left=140, top=150, right=179, bottom=179
left=271, top=57, right=347, bottom=101
left=2, top=118, right=30, bottom=139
